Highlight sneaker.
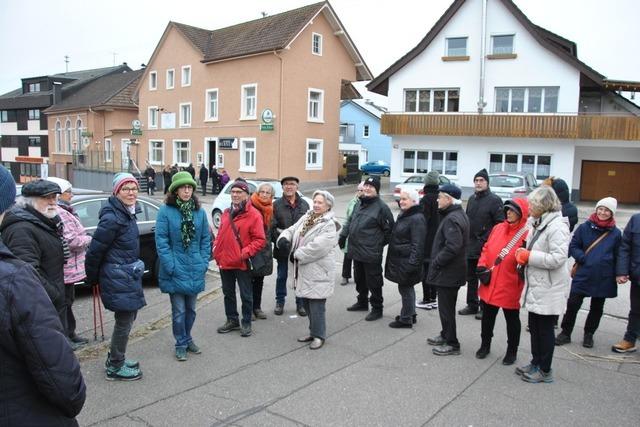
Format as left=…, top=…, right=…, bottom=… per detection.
left=555, top=332, right=571, bottom=346
left=515, top=363, right=537, bottom=376
left=458, top=306, right=478, bottom=315
left=582, top=333, right=594, bottom=349
left=309, top=338, right=324, bottom=350
left=346, top=302, right=368, bottom=312
left=175, top=348, right=187, bottom=361
left=522, top=368, right=553, bottom=383
left=415, top=300, right=431, bottom=310
left=253, top=309, right=267, bottom=320
left=365, top=310, right=383, bottom=321
left=388, top=320, right=412, bottom=328
left=105, top=352, right=139, bottom=369
left=432, top=344, right=461, bottom=356
left=106, top=364, right=142, bottom=381
left=274, top=304, right=284, bottom=316
left=186, top=341, right=201, bottom=354
left=474, top=309, right=483, bottom=320
left=340, top=277, right=349, bottom=286
left=217, top=320, right=240, bottom=334
left=428, top=301, right=438, bottom=310
left=612, top=339, right=637, bottom=353
left=240, top=324, right=252, bottom=337
left=297, top=306, right=307, bottom=317
left=427, top=335, right=446, bottom=346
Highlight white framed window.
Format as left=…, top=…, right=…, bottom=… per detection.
left=149, top=71, right=157, bottom=90
left=148, top=106, right=158, bottom=128
left=166, top=69, right=175, bottom=89
left=179, top=102, right=192, bottom=127
left=495, top=87, right=559, bottom=113
left=404, top=88, right=460, bottom=112
left=205, top=89, right=219, bottom=121
left=446, top=37, right=467, bottom=56
left=181, top=65, right=191, bottom=87
left=239, top=138, right=256, bottom=172
left=28, top=83, right=41, bottom=92
left=76, top=119, right=83, bottom=146
left=54, top=121, right=62, bottom=152
left=492, top=34, right=515, bottom=54
left=490, top=153, right=551, bottom=180
left=173, top=140, right=190, bottom=166
left=64, top=119, right=73, bottom=153
left=402, top=149, right=458, bottom=176
left=305, top=138, right=323, bottom=170
left=149, top=140, right=164, bottom=165
left=104, top=138, right=112, bottom=162
left=241, top=84, right=257, bottom=120
left=362, top=125, right=370, bottom=138
left=312, top=32, right=323, bottom=55
left=28, top=109, right=40, bottom=120
left=307, top=88, right=324, bottom=122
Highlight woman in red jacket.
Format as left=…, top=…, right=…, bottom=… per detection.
left=476, top=198, right=529, bottom=365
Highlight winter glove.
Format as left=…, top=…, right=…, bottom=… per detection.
left=278, top=238, right=291, bottom=254
left=289, top=251, right=296, bottom=264
left=476, top=266, right=492, bottom=285
left=338, top=235, right=347, bottom=249
left=515, top=248, right=530, bottom=265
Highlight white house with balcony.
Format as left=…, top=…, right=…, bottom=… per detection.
left=368, top=0, right=640, bottom=203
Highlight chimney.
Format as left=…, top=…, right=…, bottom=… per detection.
left=52, top=81, right=63, bottom=104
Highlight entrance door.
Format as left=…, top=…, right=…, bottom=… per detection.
left=121, top=139, right=130, bottom=171
left=580, top=160, right=640, bottom=203
left=207, top=138, right=217, bottom=170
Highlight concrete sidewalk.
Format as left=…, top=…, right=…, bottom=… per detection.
left=76, top=260, right=639, bottom=426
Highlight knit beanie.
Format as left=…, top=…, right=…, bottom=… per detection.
left=596, top=197, right=617, bottom=215
left=112, top=172, right=138, bottom=195
left=363, top=176, right=381, bottom=194
left=230, top=179, right=250, bottom=194
left=474, top=168, right=490, bottom=184
left=425, top=170, right=440, bottom=187
left=0, top=166, right=16, bottom=214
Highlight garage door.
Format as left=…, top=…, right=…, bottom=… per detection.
left=580, top=161, right=640, bottom=204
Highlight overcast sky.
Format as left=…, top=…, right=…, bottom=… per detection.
left=1, top=0, right=638, bottom=100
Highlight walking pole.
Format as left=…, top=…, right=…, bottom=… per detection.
left=92, top=284, right=98, bottom=341
left=96, top=284, right=105, bottom=341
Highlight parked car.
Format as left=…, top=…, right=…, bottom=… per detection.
left=489, top=171, right=539, bottom=201
left=360, top=160, right=390, bottom=176
left=393, top=174, right=451, bottom=206
left=211, top=179, right=313, bottom=228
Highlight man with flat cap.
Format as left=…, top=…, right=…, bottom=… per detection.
left=272, top=176, right=309, bottom=316
left=0, top=179, right=70, bottom=333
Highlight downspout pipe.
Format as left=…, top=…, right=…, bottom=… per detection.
left=477, top=0, right=488, bottom=113
left=273, top=50, right=284, bottom=178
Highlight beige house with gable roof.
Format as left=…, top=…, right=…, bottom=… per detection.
left=136, top=1, right=371, bottom=188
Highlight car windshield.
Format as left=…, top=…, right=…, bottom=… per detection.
left=491, top=176, right=524, bottom=188
left=405, top=176, right=425, bottom=184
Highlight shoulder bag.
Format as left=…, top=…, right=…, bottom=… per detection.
left=570, top=231, right=610, bottom=278
left=229, top=219, right=266, bottom=274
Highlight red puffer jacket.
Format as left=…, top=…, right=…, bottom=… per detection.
left=478, top=198, right=529, bottom=309
left=213, top=202, right=266, bottom=270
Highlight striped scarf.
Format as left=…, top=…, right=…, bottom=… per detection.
left=54, top=217, right=71, bottom=263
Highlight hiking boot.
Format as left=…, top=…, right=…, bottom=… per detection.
left=388, top=319, right=412, bottom=328
left=522, top=368, right=553, bottom=383
left=432, top=344, right=461, bottom=356
left=105, top=352, right=139, bottom=370
left=612, top=339, right=637, bottom=353
left=240, top=324, right=252, bottom=337
left=582, top=333, right=594, bottom=349
left=475, top=309, right=483, bottom=320
left=502, top=349, right=517, bottom=365
left=346, top=302, right=368, bottom=312
left=175, top=348, right=187, bottom=361
left=365, top=310, right=383, bottom=321
left=458, top=306, right=478, bottom=315
left=297, top=306, right=307, bottom=317
left=340, top=277, right=349, bottom=286
left=186, top=341, right=201, bottom=354
left=70, top=334, right=89, bottom=345
left=274, top=304, right=284, bottom=316
left=395, top=314, right=417, bottom=324
left=253, top=309, right=267, bottom=320
left=555, top=332, right=571, bottom=346
left=427, top=335, right=446, bottom=346
left=217, top=320, right=240, bottom=334
left=515, top=363, right=537, bottom=376
left=106, top=364, right=142, bottom=381
left=475, top=344, right=491, bottom=359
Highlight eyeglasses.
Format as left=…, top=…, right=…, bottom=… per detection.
left=258, top=190, right=272, bottom=195
left=120, top=187, right=139, bottom=193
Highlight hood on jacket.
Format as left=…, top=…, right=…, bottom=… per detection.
left=547, top=178, right=571, bottom=203
left=0, top=205, right=57, bottom=233
left=504, top=198, right=529, bottom=228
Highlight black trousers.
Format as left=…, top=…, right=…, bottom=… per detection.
left=480, top=301, right=520, bottom=351
left=560, top=292, right=606, bottom=336
left=420, top=262, right=437, bottom=302
left=64, top=284, right=77, bottom=337
left=466, top=258, right=479, bottom=309
left=436, top=286, right=460, bottom=347
left=201, top=180, right=208, bottom=196
left=342, top=253, right=353, bottom=279
left=528, top=312, right=556, bottom=372
left=252, top=276, right=264, bottom=310
left=353, top=260, right=383, bottom=311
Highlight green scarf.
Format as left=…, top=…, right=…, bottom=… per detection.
left=176, top=198, right=196, bottom=248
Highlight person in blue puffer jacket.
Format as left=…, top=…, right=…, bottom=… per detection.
left=156, top=171, right=211, bottom=361
left=85, top=172, right=146, bottom=381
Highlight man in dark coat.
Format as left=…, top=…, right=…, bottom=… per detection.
left=0, top=179, right=69, bottom=331
left=339, top=176, right=395, bottom=321
left=544, top=177, right=578, bottom=232
left=417, top=170, right=441, bottom=309
left=0, top=166, right=86, bottom=426
left=144, top=164, right=156, bottom=195
left=426, top=184, right=470, bottom=356
left=199, top=163, right=209, bottom=196
left=459, top=169, right=504, bottom=319
left=186, top=163, right=196, bottom=179
left=210, top=166, right=220, bottom=194
left=272, top=176, right=309, bottom=316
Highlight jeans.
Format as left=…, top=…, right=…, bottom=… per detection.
left=353, top=260, right=384, bottom=311
left=560, top=292, right=606, bottom=336
left=480, top=301, right=520, bottom=351
left=528, top=312, right=556, bottom=372
left=64, top=283, right=77, bottom=338
left=275, top=259, right=302, bottom=307
left=252, top=276, right=264, bottom=310
left=398, top=285, right=416, bottom=323
left=465, top=258, right=479, bottom=310
left=220, top=269, right=253, bottom=326
left=110, top=310, right=137, bottom=368
left=302, top=298, right=326, bottom=340
left=624, top=284, right=640, bottom=344
left=436, top=286, right=460, bottom=347
left=420, top=263, right=437, bottom=302
left=170, top=293, right=197, bottom=349
left=342, top=253, right=353, bottom=279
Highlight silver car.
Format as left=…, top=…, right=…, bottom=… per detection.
left=489, top=171, right=539, bottom=201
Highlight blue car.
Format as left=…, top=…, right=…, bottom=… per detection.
left=360, top=160, right=390, bottom=176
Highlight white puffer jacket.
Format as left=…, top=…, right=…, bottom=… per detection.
left=522, top=211, right=571, bottom=315
left=278, top=210, right=341, bottom=299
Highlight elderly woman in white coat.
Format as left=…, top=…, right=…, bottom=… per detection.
left=277, top=190, right=340, bottom=350
left=514, top=186, right=571, bottom=384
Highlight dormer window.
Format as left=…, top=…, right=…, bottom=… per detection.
left=28, top=82, right=41, bottom=92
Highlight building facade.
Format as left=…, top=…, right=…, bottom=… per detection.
left=340, top=99, right=391, bottom=166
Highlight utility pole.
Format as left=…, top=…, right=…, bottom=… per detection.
left=112, top=52, right=117, bottom=66
left=64, top=55, right=69, bottom=73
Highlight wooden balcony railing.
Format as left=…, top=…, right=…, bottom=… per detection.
left=380, top=114, right=640, bottom=141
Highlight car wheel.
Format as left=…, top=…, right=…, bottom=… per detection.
left=212, top=209, right=222, bottom=229
left=383, top=170, right=390, bottom=177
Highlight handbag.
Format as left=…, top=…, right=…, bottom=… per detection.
left=479, top=226, right=528, bottom=285
left=229, top=219, right=266, bottom=273
left=570, top=231, right=610, bottom=278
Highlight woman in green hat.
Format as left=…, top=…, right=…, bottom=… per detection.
left=155, top=171, right=211, bottom=361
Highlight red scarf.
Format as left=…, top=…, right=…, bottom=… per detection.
left=588, top=212, right=615, bottom=229
left=250, top=192, right=273, bottom=227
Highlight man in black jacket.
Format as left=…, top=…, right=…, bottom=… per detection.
left=0, top=166, right=86, bottom=426
left=459, top=169, right=504, bottom=319
left=339, top=176, right=394, bottom=321
left=272, top=176, right=309, bottom=316
left=417, top=170, right=441, bottom=309
left=199, top=163, right=209, bottom=196
left=426, top=184, right=470, bottom=356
